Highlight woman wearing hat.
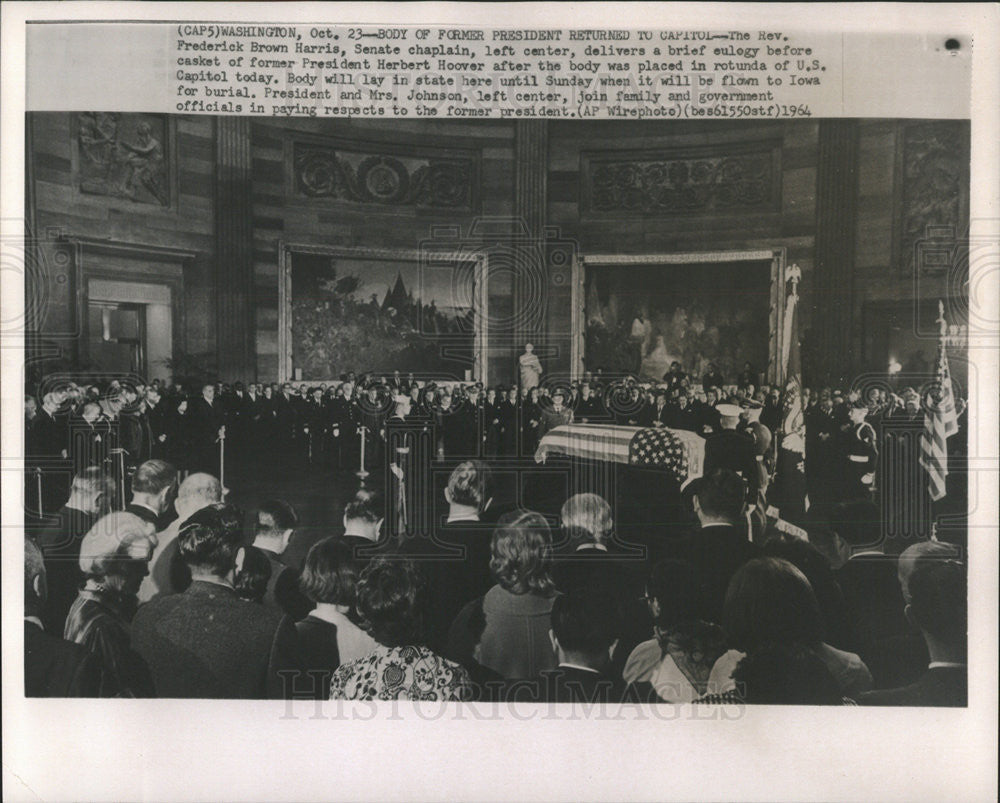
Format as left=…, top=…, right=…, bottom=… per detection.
left=64, top=511, right=158, bottom=696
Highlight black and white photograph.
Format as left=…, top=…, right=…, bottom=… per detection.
left=3, top=4, right=997, bottom=802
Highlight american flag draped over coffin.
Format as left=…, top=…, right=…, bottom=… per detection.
left=534, top=423, right=705, bottom=484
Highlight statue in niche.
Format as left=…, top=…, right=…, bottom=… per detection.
left=518, top=344, right=543, bottom=390
left=77, top=113, right=168, bottom=206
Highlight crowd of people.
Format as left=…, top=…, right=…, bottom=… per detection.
left=23, top=363, right=968, bottom=705
left=25, top=361, right=966, bottom=517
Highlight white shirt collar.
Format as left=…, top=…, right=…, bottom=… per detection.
left=928, top=661, right=966, bottom=669
left=558, top=662, right=602, bottom=674
left=576, top=543, right=607, bottom=552
left=307, top=606, right=353, bottom=627
left=24, top=616, right=44, bottom=630
left=446, top=513, right=480, bottom=524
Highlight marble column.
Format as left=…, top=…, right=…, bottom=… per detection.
left=214, top=117, right=255, bottom=381
left=814, top=119, right=860, bottom=386
left=512, top=120, right=548, bottom=381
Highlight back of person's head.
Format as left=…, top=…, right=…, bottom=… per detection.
left=234, top=545, right=272, bottom=604
left=898, top=540, right=963, bottom=603
left=560, top=493, right=613, bottom=544
left=723, top=557, right=823, bottom=653
left=299, top=537, right=361, bottom=607
left=344, top=489, right=381, bottom=524
left=732, top=642, right=843, bottom=705
left=646, top=559, right=699, bottom=631
left=70, top=466, right=114, bottom=510
left=829, top=500, right=882, bottom=549
left=490, top=510, right=556, bottom=596
left=175, top=473, right=222, bottom=519
left=761, top=535, right=840, bottom=633
left=79, top=512, right=157, bottom=579
left=24, top=538, right=47, bottom=616
left=131, top=459, right=177, bottom=496
left=906, top=560, right=967, bottom=652
left=257, top=498, right=298, bottom=533
left=550, top=590, right=618, bottom=661
left=446, top=460, right=493, bottom=513
left=694, top=469, right=745, bottom=523
left=178, top=503, right=245, bottom=577
left=355, top=557, right=426, bottom=647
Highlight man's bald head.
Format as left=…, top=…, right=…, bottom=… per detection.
left=175, top=473, right=223, bottom=522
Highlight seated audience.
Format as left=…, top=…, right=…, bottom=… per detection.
left=36, top=467, right=113, bottom=634
left=139, top=472, right=222, bottom=603
left=64, top=512, right=157, bottom=697
left=330, top=558, right=472, bottom=701
left=624, top=559, right=727, bottom=703
left=24, top=538, right=101, bottom=697
left=234, top=545, right=272, bottom=604
left=252, top=499, right=312, bottom=620
left=860, top=559, right=967, bottom=707
left=295, top=537, right=377, bottom=700
left=448, top=510, right=559, bottom=680
left=709, top=557, right=873, bottom=699
left=538, top=590, right=626, bottom=703
left=131, top=503, right=301, bottom=699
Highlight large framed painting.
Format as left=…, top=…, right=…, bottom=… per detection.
left=278, top=244, right=486, bottom=383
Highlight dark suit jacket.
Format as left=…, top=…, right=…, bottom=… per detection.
left=35, top=506, right=96, bottom=634
left=294, top=616, right=340, bottom=700
left=126, top=502, right=170, bottom=532
left=703, top=429, right=759, bottom=492
left=259, top=548, right=313, bottom=622
left=24, top=620, right=101, bottom=697
left=401, top=519, right=495, bottom=653
left=537, top=665, right=626, bottom=704
left=550, top=544, right=651, bottom=674
left=859, top=666, right=967, bottom=707
left=661, top=524, right=760, bottom=625
left=131, top=580, right=301, bottom=699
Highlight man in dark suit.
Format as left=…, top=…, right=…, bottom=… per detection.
left=400, top=461, right=495, bottom=653
left=24, top=538, right=101, bottom=697
left=35, top=467, right=111, bottom=634
left=538, top=591, right=626, bottom=703
left=131, top=503, right=301, bottom=699
left=252, top=499, right=312, bottom=622
left=702, top=363, right=725, bottom=393
left=661, top=469, right=759, bottom=624
left=860, top=559, right=966, bottom=707
left=126, top=459, right=177, bottom=531
left=188, top=383, right=226, bottom=475
left=550, top=494, right=649, bottom=672
left=703, top=404, right=758, bottom=497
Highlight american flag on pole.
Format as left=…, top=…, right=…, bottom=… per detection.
left=919, top=301, right=959, bottom=502
left=534, top=423, right=704, bottom=484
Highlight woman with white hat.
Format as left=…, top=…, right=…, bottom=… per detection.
left=64, top=511, right=157, bottom=696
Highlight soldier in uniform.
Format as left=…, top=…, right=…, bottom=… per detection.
left=839, top=399, right=878, bottom=502
left=357, top=384, right=388, bottom=468
left=574, top=382, right=605, bottom=423
left=538, top=389, right=574, bottom=440
left=703, top=404, right=758, bottom=498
